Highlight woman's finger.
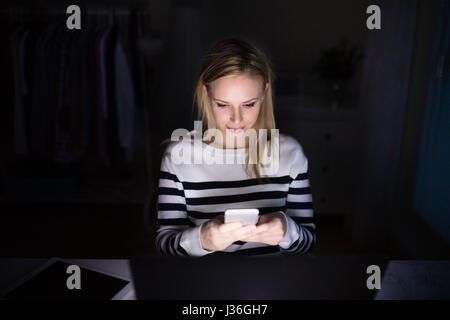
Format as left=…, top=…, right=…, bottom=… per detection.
left=254, top=224, right=269, bottom=234
left=232, top=224, right=256, bottom=238
left=240, top=234, right=258, bottom=242
left=219, top=221, right=243, bottom=233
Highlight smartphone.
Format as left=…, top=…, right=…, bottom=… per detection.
left=224, top=208, right=259, bottom=225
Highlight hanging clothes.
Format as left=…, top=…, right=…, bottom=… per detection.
left=5, top=9, right=142, bottom=172
left=11, top=27, right=29, bottom=154
left=114, top=33, right=135, bottom=160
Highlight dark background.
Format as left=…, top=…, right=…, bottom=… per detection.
left=0, top=0, right=449, bottom=259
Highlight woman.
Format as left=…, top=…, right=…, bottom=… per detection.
left=156, top=38, right=315, bottom=257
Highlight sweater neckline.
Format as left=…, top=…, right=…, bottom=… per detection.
left=189, top=130, right=246, bottom=154
left=201, top=141, right=246, bottom=154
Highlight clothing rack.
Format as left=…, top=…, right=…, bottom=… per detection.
left=0, top=7, right=150, bottom=25
left=0, top=5, right=155, bottom=204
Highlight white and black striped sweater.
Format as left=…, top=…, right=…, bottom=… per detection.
left=155, top=133, right=316, bottom=257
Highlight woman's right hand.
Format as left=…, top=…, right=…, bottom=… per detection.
left=200, top=215, right=257, bottom=252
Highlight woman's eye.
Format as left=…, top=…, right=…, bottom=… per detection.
left=244, top=103, right=256, bottom=107
left=217, top=103, right=227, bottom=107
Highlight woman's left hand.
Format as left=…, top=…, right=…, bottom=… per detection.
left=239, top=212, right=287, bottom=246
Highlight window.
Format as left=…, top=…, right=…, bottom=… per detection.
left=413, top=1, right=450, bottom=244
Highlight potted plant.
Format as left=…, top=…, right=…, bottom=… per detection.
left=315, top=40, right=363, bottom=108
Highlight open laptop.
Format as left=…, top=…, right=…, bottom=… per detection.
left=129, top=253, right=388, bottom=300
left=0, top=258, right=132, bottom=300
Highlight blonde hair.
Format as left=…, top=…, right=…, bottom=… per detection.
left=193, top=38, right=277, bottom=181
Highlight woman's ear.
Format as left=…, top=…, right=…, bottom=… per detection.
left=203, top=85, right=207, bottom=93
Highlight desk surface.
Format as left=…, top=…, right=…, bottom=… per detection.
left=0, top=257, right=449, bottom=300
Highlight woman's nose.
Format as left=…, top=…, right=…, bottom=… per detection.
left=230, top=107, right=243, bottom=124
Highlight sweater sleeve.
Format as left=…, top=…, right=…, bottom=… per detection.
left=277, top=143, right=316, bottom=255
left=155, top=148, right=213, bottom=257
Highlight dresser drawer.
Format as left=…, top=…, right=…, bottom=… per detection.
left=308, top=152, right=360, bottom=215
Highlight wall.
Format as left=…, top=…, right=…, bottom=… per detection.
left=200, top=0, right=372, bottom=96
left=154, top=0, right=373, bottom=138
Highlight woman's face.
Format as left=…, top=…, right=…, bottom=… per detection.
left=205, top=73, right=266, bottom=148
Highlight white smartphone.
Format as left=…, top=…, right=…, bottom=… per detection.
left=224, top=208, right=259, bottom=225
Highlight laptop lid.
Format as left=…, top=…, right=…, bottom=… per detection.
left=130, top=253, right=388, bottom=300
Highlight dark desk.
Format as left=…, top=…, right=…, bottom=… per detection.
left=0, top=256, right=449, bottom=299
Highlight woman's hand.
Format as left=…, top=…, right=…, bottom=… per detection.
left=200, top=215, right=257, bottom=251
left=240, top=212, right=287, bottom=246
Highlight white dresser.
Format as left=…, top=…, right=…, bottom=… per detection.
left=274, top=95, right=362, bottom=219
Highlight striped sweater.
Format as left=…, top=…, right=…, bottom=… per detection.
left=155, top=132, right=316, bottom=257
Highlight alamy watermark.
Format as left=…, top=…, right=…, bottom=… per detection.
left=66, top=5, right=81, bottom=30
left=66, top=264, right=81, bottom=290
left=65, top=5, right=380, bottom=31
left=170, top=121, right=280, bottom=175
left=366, top=5, right=381, bottom=30
left=366, top=264, right=381, bottom=290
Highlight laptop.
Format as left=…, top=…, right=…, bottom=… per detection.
left=130, top=253, right=388, bottom=300
left=0, top=258, right=132, bottom=300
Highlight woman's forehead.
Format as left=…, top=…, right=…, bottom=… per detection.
left=209, top=74, right=264, bottom=97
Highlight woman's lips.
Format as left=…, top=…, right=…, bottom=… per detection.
left=226, top=126, right=244, bottom=133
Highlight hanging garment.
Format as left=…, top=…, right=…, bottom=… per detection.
left=11, top=27, right=29, bottom=154
left=0, top=21, right=16, bottom=161
left=104, top=26, right=124, bottom=168
left=114, top=35, right=135, bottom=158
left=95, top=26, right=110, bottom=165
left=30, top=25, right=53, bottom=157
left=54, top=26, right=74, bottom=165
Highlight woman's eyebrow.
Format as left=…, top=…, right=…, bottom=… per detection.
left=213, top=97, right=258, bottom=104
